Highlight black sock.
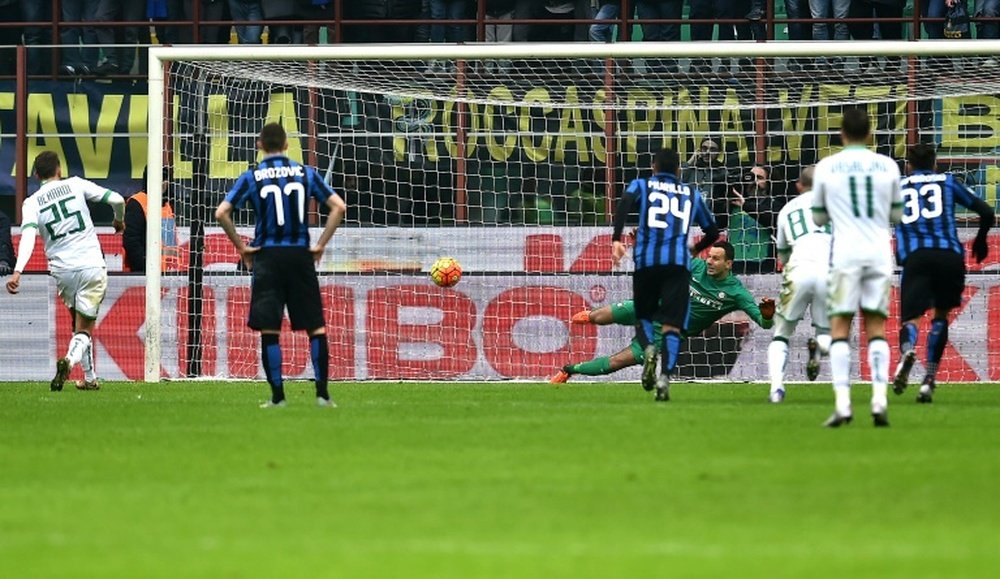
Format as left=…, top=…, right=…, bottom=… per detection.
left=261, top=334, right=284, bottom=403
left=310, top=334, right=330, bottom=400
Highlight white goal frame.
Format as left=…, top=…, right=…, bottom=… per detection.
left=145, top=40, right=1000, bottom=382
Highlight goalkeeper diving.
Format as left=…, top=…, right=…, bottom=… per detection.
left=550, top=240, right=776, bottom=383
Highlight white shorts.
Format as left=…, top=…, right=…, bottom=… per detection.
left=775, top=263, right=829, bottom=338
left=53, top=267, right=108, bottom=320
left=827, top=262, right=892, bottom=318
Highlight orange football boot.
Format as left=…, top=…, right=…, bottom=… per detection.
left=549, top=370, right=571, bottom=384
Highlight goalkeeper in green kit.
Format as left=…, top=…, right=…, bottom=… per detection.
left=551, top=241, right=776, bottom=383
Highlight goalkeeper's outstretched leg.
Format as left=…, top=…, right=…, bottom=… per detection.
left=549, top=344, right=643, bottom=384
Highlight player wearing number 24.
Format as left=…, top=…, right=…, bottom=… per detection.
left=611, top=148, right=721, bottom=401
left=215, top=123, right=347, bottom=408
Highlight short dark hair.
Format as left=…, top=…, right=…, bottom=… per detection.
left=33, top=151, right=61, bottom=180
left=653, top=148, right=680, bottom=174
left=841, top=108, right=871, bottom=141
left=258, top=123, right=287, bottom=153
left=908, top=143, right=937, bottom=171
left=712, top=240, right=735, bottom=261
left=799, top=165, right=815, bottom=189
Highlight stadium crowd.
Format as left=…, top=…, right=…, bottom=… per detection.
left=0, top=1, right=998, bottom=76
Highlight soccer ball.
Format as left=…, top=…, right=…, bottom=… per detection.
left=430, top=257, right=462, bottom=288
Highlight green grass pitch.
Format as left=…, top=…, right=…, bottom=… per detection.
left=2, top=381, right=999, bottom=578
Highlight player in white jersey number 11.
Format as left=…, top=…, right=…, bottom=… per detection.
left=6, top=151, right=125, bottom=392
left=811, top=109, right=903, bottom=428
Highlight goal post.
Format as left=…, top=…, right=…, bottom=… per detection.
left=145, top=41, right=1000, bottom=384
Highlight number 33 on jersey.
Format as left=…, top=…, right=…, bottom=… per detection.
left=896, top=171, right=983, bottom=263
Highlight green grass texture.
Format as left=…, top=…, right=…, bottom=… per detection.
left=2, top=381, right=998, bottom=578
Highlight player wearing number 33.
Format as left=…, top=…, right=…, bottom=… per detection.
left=216, top=123, right=347, bottom=408
left=890, top=144, right=995, bottom=404
left=611, top=148, right=720, bottom=401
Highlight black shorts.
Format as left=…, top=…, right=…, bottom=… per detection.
left=899, top=249, right=966, bottom=321
left=633, top=264, right=691, bottom=338
left=248, top=247, right=325, bottom=331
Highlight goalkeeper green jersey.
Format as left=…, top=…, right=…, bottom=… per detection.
left=613, top=258, right=772, bottom=358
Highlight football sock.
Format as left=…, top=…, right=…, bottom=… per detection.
left=261, top=334, right=284, bottom=404
left=310, top=334, right=330, bottom=400
left=80, top=342, right=97, bottom=382
left=66, top=332, right=91, bottom=367
left=868, top=338, right=890, bottom=409
left=899, top=322, right=918, bottom=355
left=767, top=339, right=788, bottom=393
left=829, top=339, right=851, bottom=415
left=926, top=318, right=948, bottom=381
left=816, top=333, right=832, bottom=356
left=568, top=356, right=612, bottom=376
left=662, top=331, right=681, bottom=375
left=639, top=319, right=656, bottom=346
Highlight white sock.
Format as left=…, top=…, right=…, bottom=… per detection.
left=816, top=334, right=832, bottom=356
left=869, top=338, right=890, bottom=409
left=80, top=343, right=97, bottom=383
left=768, top=340, right=788, bottom=393
left=829, top=340, right=852, bottom=416
left=65, top=332, right=91, bottom=367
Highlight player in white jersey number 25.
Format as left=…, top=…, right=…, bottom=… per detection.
left=811, top=109, right=903, bottom=428
left=5, top=151, right=125, bottom=392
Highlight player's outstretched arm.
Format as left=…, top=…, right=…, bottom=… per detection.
left=738, top=290, right=774, bottom=330
left=611, top=184, right=637, bottom=265
left=104, top=191, right=126, bottom=233
left=691, top=224, right=720, bottom=256
left=967, top=195, right=996, bottom=263
left=6, top=227, right=37, bottom=294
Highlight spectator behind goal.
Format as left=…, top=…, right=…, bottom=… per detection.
left=122, top=166, right=179, bottom=273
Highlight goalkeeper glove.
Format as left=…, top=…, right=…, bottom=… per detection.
left=0, top=262, right=11, bottom=277
left=758, top=297, right=776, bottom=320
left=972, top=234, right=989, bottom=263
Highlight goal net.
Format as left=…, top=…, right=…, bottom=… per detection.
left=140, top=41, right=1000, bottom=383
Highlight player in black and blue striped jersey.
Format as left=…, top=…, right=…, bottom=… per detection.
left=612, top=148, right=720, bottom=401
left=216, top=123, right=347, bottom=408
left=892, top=144, right=995, bottom=403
